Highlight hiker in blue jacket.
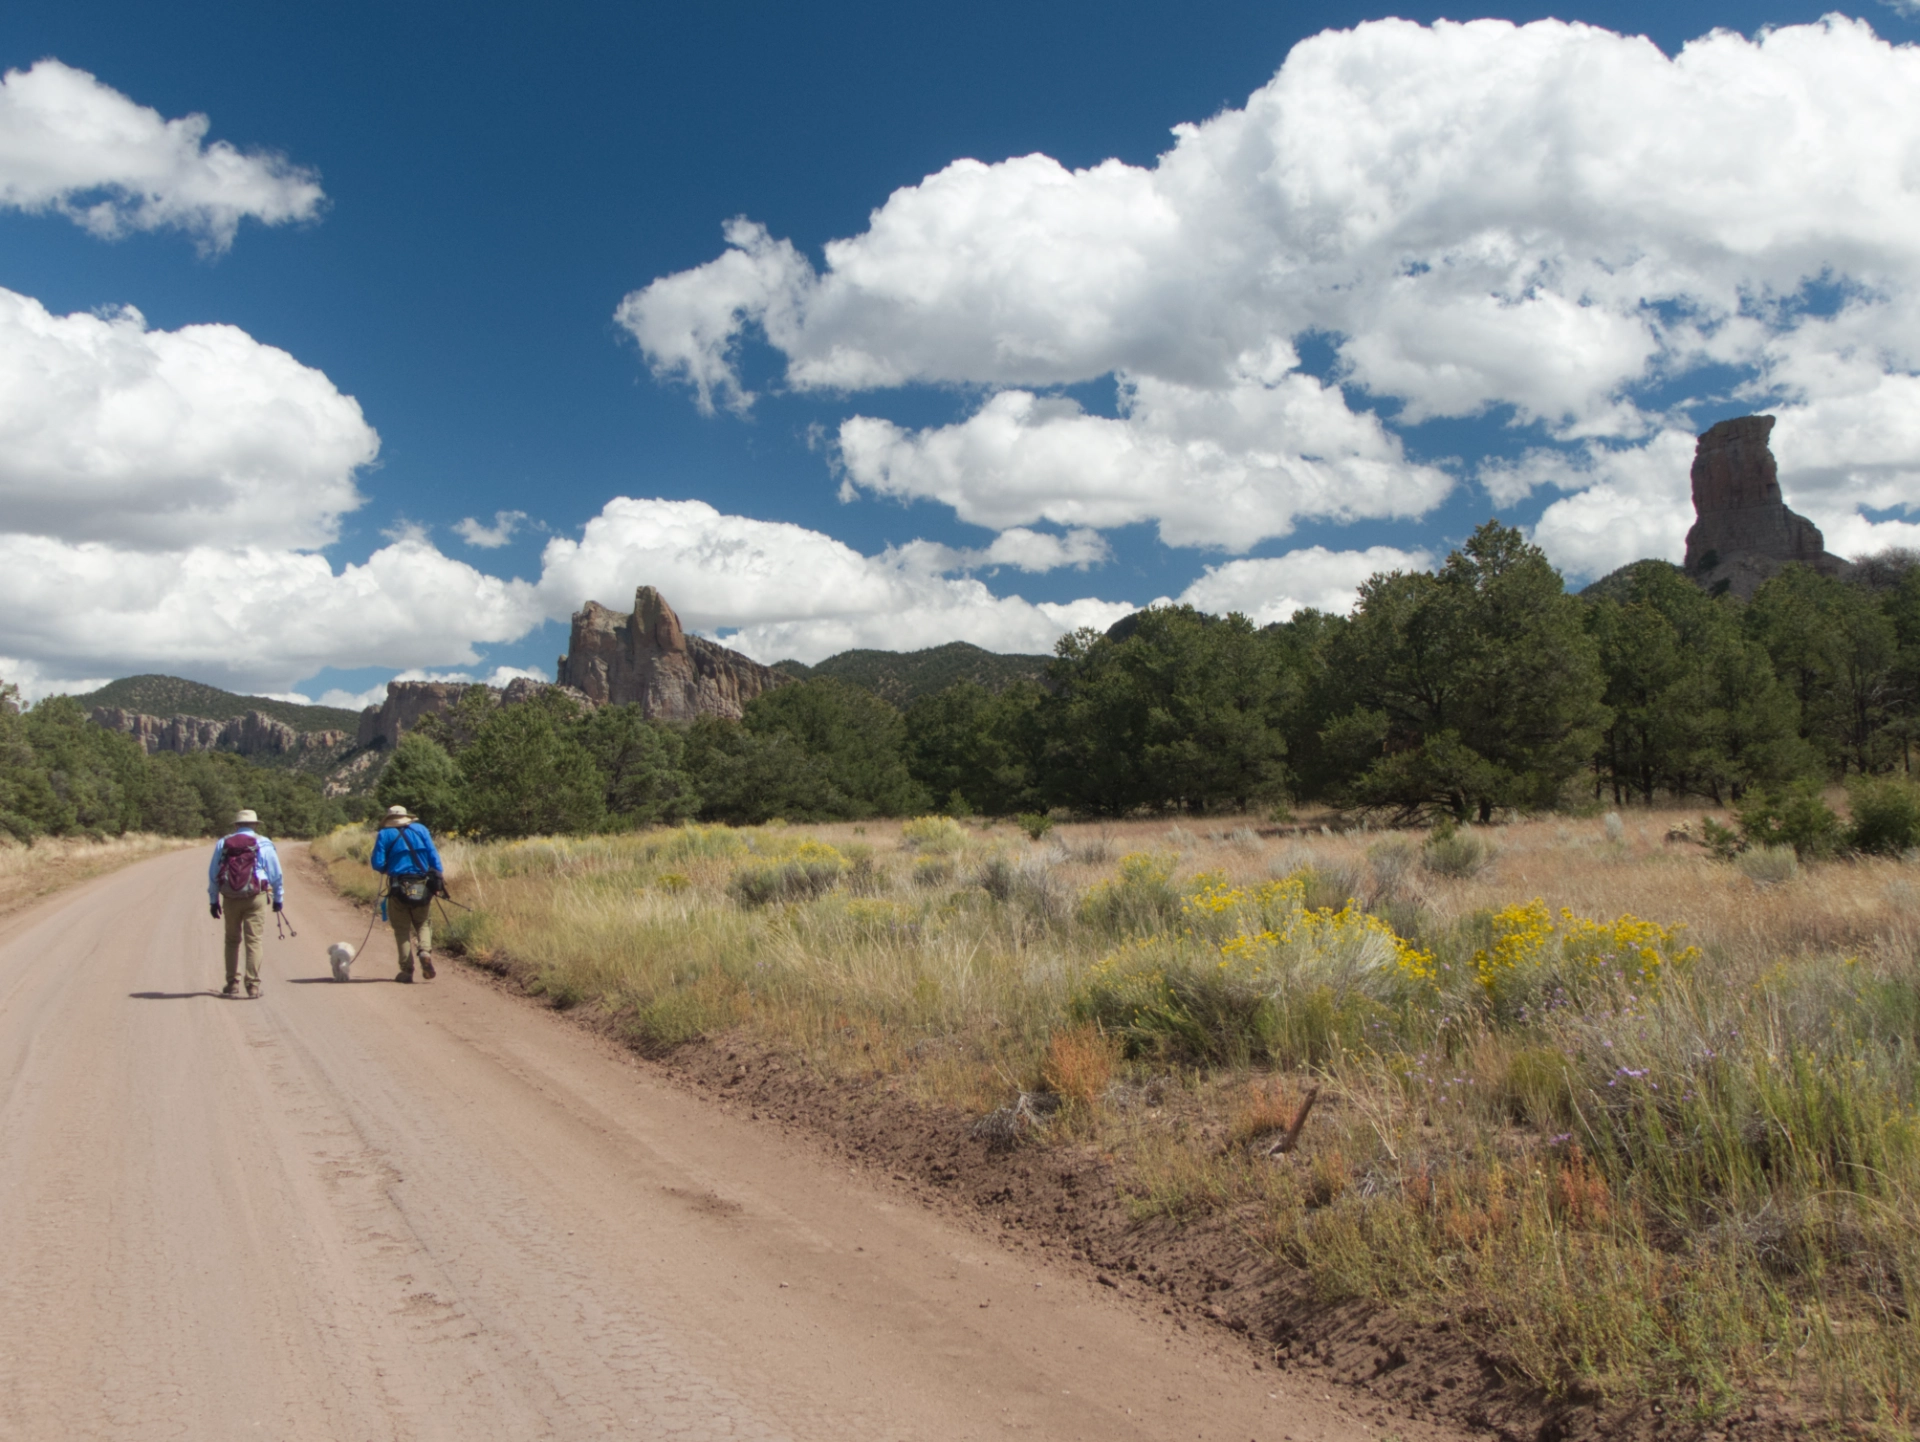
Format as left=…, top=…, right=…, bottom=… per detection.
left=208, top=808, right=284, bottom=999
left=370, top=804, right=446, bottom=983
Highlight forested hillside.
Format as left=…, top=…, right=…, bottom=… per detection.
left=79, top=674, right=362, bottom=734
left=773, top=641, right=1048, bottom=705
left=0, top=691, right=358, bottom=841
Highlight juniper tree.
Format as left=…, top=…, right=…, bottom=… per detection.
left=1325, top=522, right=1607, bottom=822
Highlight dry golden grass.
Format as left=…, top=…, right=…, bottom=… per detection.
left=312, top=804, right=1920, bottom=1430
left=0, top=833, right=193, bottom=919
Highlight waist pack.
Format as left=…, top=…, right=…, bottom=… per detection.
left=218, top=833, right=263, bottom=895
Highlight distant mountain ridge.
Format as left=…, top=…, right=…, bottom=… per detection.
left=76, top=639, right=1052, bottom=755
left=774, top=642, right=1050, bottom=707
left=77, top=674, right=362, bottom=733
left=78, top=675, right=370, bottom=795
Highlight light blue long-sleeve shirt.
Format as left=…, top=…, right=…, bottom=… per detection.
left=208, top=828, right=285, bottom=906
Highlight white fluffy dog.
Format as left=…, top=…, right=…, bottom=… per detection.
left=328, top=942, right=356, bottom=983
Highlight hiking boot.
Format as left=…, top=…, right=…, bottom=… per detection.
left=395, top=971, right=414, bottom=984
left=418, top=953, right=436, bottom=980
left=221, top=980, right=240, bottom=998
left=245, top=981, right=262, bottom=999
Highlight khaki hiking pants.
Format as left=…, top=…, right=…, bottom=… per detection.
left=220, top=888, right=271, bottom=987
left=390, top=897, right=433, bottom=978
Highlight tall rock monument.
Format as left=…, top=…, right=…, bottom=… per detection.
left=1683, top=415, right=1849, bottom=599
left=557, top=586, right=789, bottom=721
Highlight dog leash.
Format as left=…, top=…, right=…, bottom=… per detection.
left=352, top=891, right=382, bottom=956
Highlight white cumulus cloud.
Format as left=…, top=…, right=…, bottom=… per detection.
left=455, top=510, right=529, bottom=549
left=1175, top=546, right=1435, bottom=626
left=0, top=531, right=544, bottom=696
left=977, top=526, right=1109, bottom=572
left=625, top=16, right=1920, bottom=558
left=835, top=364, right=1451, bottom=549
left=0, top=288, right=378, bottom=550
left=0, top=59, right=324, bottom=250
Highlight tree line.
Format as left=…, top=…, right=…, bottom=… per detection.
left=365, top=522, right=1920, bottom=838
left=9, top=521, right=1920, bottom=843
left=0, top=691, right=354, bottom=842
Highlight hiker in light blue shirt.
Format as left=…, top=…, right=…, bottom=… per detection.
left=208, top=809, right=284, bottom=999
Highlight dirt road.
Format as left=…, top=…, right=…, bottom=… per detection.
left=0, top=846, right=1437, bottom=1441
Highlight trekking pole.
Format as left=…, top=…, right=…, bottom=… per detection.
left=274, top=909, right=299, bottom=940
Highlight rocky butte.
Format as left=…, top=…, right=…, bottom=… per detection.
left=355, top=586, right=788, bottom=748
left=1683, top=414, right=1850, bottom=599
left=555, top=586, right=789, bottom=721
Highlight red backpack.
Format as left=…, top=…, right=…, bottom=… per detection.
left=218, top=833, right=263, bottom=895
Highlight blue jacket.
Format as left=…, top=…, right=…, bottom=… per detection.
left=208, top=828, right=285, bottom=906
left=371, top=822, right=443, bottom=877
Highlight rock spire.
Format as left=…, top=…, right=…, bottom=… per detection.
left=1683, top=415, right=1849, bottom=598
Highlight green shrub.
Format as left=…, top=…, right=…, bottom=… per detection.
left=912, top=854, right=956, bottom=887
left=1699, top=815, right=1743, bottom=861
left=1846, top=775, right=1920, bottom=856
left=727, top=843, right=846, bottom=906
left=1736, top=783, right=1842, bottom=860
left=1367, top=836, right=1417, bottom=897
left=1421, top=824, right=1493, bottom=878
left=1016, top=812, right=1054, bottom=841
left=1071, top=943, right=1390, bottom=1069
left=1296, top=862, right=1365, bottom=911
left=1078, top=851, right=1181, bottom=935
left=647, top=823, right=749, bottom=865
left=976, top=854, right=1015, bottom=902
left=901, top=814, right=969, bottom=854
left=1069, top=943, right=1277, bottom=1066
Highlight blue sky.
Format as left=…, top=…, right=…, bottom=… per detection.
left=1, top=0, right=1917, bottom=706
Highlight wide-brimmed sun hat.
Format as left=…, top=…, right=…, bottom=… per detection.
left=234, top=808, right=259, bottom=825
left=383, top=804, right=414, bottom=823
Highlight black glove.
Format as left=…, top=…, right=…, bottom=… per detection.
left=429, top=870, right=447, bottom=898
left=272, top=899, right=283, bottom=912
left=210, top=901, right=222, bottom=920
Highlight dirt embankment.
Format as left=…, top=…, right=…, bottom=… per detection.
left=620, top=1032, right=1808, bottom=1442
